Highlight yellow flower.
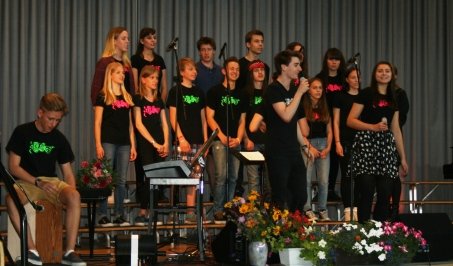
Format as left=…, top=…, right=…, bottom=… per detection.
left=282, top=209, right=289, bottom=218
left=224, top=202, right=232, bottom=208
left=273, top=208, right=281, bottom=221
left=248, top=194, right=257, bottom=201
left=273, top=225, right=281, bottom=236
left=239, top=204, right=250, bottom=214
left=264, top=202, right=270, bottom=209
left=261, top=231, right=268, bottom=237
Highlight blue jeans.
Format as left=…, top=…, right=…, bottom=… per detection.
left=245, top=144, right=268, bottom=194
left=211, top=140, right=240, bottom=213
left=302, top=138, right=330, bottom=211
left=98, top=143, right=131, bottom=218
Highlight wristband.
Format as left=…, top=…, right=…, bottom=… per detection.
left=35, top=177, right=41, bottom=187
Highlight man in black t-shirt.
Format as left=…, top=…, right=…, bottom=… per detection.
left=206, top=57, right=247, bottom=223
left=264, top=50, right=309, bottom=211
left=5, top=93, right=85, bottom=266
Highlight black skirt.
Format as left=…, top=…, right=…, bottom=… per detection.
left=349, top=130, right=399, bottom=179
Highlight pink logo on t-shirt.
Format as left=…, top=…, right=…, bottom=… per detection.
left=377, top=99, right=390, bottom=107
left=326, top=84, right=342, bottom=92
left=112, top=99, right=130, bottom=109
left=143, top=105, right=161, bottom=117
left=313, top=112, right=320, bottom=120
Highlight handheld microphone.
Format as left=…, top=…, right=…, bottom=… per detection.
left=166, top=37, right=179, bottom=52
left=218, top=42, right=227, bottom=60
left=348, top=52, right=360, bottom=64
left=381, top=117, right=387, bottom=125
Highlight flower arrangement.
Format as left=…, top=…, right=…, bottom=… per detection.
left=224, top=191, right=316, bottom=253
left=77, top=157, right=116, bottom=190
left=224, top=190, right=274, bottom=242
left=330, top=220, right=427, bottom=265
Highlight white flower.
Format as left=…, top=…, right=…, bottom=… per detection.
left=318, top=239, right=327, bottom=248
left=317, top=251, right=326, bottom=260
left=378, top=253, right=386, bottom=261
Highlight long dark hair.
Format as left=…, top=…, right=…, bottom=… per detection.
left=302, top=77, right=330, bottom=123
left=245, top=60, right=268, bottom=100
left=319, top=48, right=346, bottom=78
left=135, top=27, right=157, bottom=57
left=286, top=41, right=308, bottom=78
left=370, top=61, right=397, bottom=108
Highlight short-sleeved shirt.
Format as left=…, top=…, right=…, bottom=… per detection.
left=131, top=54, right=167, bottom=95
left=206, top=84, right=247, bottom=140
left=133, top=94, right=165, bottom=144
left=307, top=108, right=327, bottom=139
left=167, top=85, right=206, bottom=144
left=95, top=94, right=132, bottom=145
left=332, top=90, right=358, bottom=142
left=6, top=122, right=74, bottom=178
left=315, top=72, right=346, bottom=110
left=355, top=87, right=397, bottom=125
left=264, top=81, right=306, bottom=155
left=194, top=61, right=223, bottom=96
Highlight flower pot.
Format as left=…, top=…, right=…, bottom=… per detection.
left=78, top=187, right=112, bottom=199
left=335, top=248, right=382, bottom=266
left=248, top=241, right=268, bottom=266
left=279, top=248, right=312, bottom=266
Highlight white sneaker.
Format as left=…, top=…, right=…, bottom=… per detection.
left=318, top=209, right=331, bottom=221
left=305, top=210, right=318, bottom=221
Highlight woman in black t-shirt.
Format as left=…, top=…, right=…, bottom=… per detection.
left=347, top=61, right=408, bottom=223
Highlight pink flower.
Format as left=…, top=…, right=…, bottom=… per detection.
left=81, top=161, right=89, bottom=168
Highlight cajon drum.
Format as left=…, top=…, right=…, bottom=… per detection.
left=7, top=200, right=63, bottom=263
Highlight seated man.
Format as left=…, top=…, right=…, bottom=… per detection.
left=5, top=93, right=86, bottom=266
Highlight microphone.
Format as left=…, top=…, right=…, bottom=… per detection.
left=348, top=52, right=360, bottom=64
left=218, top=42, right=227, bottom=60
left=166, top=37, right=179, bottom=52
left=12, top=178, right=45, bottom=212
left=381, top=117, right=387, bottom=125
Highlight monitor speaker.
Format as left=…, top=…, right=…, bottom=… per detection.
left=397, top=213, right=453, bottom=262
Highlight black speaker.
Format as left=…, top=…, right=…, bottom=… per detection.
left=397, top=213, right=453, bottom=262
left=115, top=234, right=160, bottom=265
left=211, top=221, right=247, bottom=264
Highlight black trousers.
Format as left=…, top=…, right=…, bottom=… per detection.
left=356, top=174, right=393, bottom=223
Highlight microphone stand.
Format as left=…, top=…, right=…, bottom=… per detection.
left=219, top=51, right=231, bottom=210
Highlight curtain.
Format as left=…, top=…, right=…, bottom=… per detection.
left=1, top=0, right=452, bottom=216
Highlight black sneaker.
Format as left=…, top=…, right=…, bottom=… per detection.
left=61, top=251, right=87, bottom=266
left=327, top=190, right=342, bottom=201
left=98, top=216, right=113, bottom=227
left=16, top=250, right=43, bottom=265
left=113, top=216, right=130, bottom=226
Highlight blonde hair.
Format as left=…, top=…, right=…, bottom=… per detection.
left=138, top=65, right=160, bottom=100
left=102, top=27, right=131, bottom=68
left=179, top=57, right=196, bottom=73
left=101, top=62, right=134, bottom=106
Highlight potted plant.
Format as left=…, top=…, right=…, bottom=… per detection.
left=330, top=220, right=428, bottom=265
left=76, top=157, right=116, bottom=198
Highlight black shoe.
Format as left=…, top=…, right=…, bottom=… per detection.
left=97, top=216, right=113, bottom=227
left=312, top=194, right=319, bottom=202
left=327, top=190, right=341, bottom=201
left=113, top=216, right=131, bottom=226
left=16, top=250, right=43, bottom=265
left=61, top=251, right=87, bottom=266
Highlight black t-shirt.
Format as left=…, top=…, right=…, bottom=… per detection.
left=332, top=90, right=358, bottom=142
left=95, top=94, right=132, bottom=145
left=355, top=87, right=397, bottom=125
left=6, top=122, right=74, bottom=178
left=264, top=81, right=305, bottom=155
left=307, top=108, right=327, bottom=139
left=131, top=54, right=167, bottom=95
left=133, top=94, right=165, bottom=144
left=167, top=85, right=206, bottom=144
left=246, top=88, right=266, bottom=144
left=206, top=84, right=247, bottom=139
left=315, top=72, right=346, bottom=110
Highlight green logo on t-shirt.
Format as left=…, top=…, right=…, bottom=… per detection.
left=221, top=95, right=240, bottom=106
left=29, top=141, right=55, bottom=154
left=254, top=96, right=263, bottom=105
left=182, top=95, right=200, bottom=104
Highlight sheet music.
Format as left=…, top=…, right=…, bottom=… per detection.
left=239, top=151, right=265, bottom=162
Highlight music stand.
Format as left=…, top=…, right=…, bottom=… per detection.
left=231, top=150, right=266, bottom=195
left=143, top=129, right=218, bottom=262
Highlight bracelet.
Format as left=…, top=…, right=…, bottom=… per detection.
left=35, top=177, right=41, bottom=187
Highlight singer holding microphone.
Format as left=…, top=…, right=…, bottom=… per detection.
left=347, top=61, right=408, bottom=223
left=5, top=93, right=86, bottom=266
